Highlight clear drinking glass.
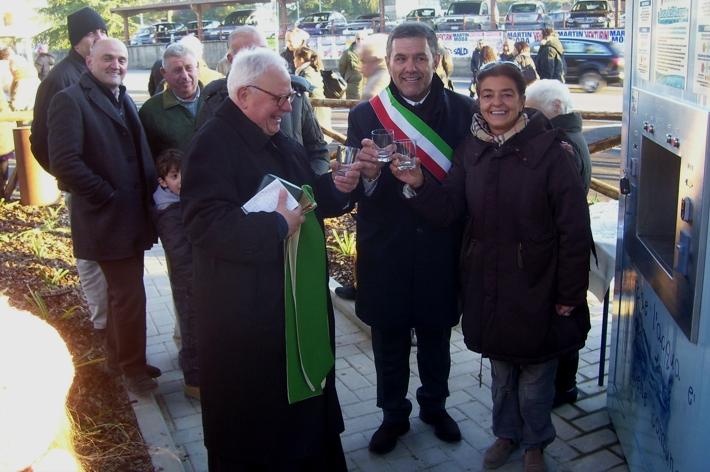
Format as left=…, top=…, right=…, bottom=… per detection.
left=394, top=139, right=417, bottom=171
left=335, top=145, right=358, bottom=176
left=371, top=129, right=395, bottom=163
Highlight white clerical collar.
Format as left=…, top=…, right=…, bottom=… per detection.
left=401, top=90, right=431, bottom=106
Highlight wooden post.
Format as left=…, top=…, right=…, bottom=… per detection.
left=491, top=0, right=498, bottom=30
left=122, top=15, right=130, bottom=43
left=379, top=0, right=385, bottom=33
left=278, top=0, right=288, bottom=40
left=196, top=5, right=204, bottom=41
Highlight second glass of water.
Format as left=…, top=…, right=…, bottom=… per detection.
left=372, top=129, right=395, bottom=163
left=335, top=145, right=358, bottom=176
left=394, top=139, right=417, bottom=171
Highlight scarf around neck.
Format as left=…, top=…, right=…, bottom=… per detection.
left=471, top=112, right=529, bottom=146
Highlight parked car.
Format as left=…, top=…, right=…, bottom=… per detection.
left=130, top=22, right=187, bottom=45
left=297, top=11, right=348, bottom=35
left=530, top=37, right=624, bottom=92
left=405, top=7, right=440, bottom=27
left=504, top=2, right=546, bottom=30
left=566, top=0, right=614, bottom=28
left=547, top=10, right=572, bottom=28
left=343, top=13, right=396, bottom=34
left=219, top=9, right=277, bottom=40
left=185, top=20, right=222, bottom=40
left=433, top=1, right=500, bottom=32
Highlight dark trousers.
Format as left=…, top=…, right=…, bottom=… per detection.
left=371, top=325, right=452, bottom=424
left=555, top=350, right=579, bottom=393
left=207, top=433, right=347, bottom=471
left=98, top=254, right=148, bottom=376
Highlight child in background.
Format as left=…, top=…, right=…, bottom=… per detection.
left=153, top=149, right=200, bottom=400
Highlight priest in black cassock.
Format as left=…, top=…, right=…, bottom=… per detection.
left=181, top=47, right=360, bottom=471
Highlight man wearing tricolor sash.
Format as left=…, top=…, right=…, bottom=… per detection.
left=345, top=22, right=475, bottom=454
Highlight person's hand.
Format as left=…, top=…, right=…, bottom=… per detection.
left=390, top=157, right=424, bottom=189
left=357, top=138, right=385, bottom=180
left=556, top=304, right=575, bottom=316
left=560, top=140, right=574, bottom=156
left=332, top=160, right=362, bottom=193
left=275, top=189, right=304, bottom=237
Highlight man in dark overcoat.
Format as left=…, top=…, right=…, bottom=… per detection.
left=30, top=6, right=110, bottom=337
left=181, top=47, right=360, bottom=470
left=346, top=22, right=475, bottom=454
left=47, top=38, right=159, bottom=394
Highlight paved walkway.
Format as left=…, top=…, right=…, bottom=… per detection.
left=138, top=243, right=629, bottom=472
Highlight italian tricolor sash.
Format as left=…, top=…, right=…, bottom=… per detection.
left=370, top=88, right=454, bottom=182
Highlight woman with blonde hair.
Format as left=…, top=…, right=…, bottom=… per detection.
left=294, top=46, right=332, bottom=134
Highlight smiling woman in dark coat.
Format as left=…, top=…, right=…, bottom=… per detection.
left=391, top=62, right=592, bottom=472
left=181, top=48, right=361, bottom=471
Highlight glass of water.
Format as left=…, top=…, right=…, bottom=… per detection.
left=394, top=139, right=417, bottom=171
left=335, top=145, right=358, bottom=176
left=371, top=129, right=395, bottom=163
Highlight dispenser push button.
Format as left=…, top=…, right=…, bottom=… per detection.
left=681, top=197, right=693, bottom=223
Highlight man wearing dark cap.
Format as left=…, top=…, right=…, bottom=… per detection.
left=30, top=7, right=112, bottom=354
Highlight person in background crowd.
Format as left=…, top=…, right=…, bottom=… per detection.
left=535, top=23, right=565, bottom=82
left=526, top=79, right=591, bottom=195
left=181, top=47, right=359, bottom=471
left=499, top=39, right=515, bottom=61
left=34, top=44, right=55, bottom=81
left=391, top=61, right=591, bottom=472
left=294, top=46, right=332, bottom=136
left=526, top=80, right=591, bottom=412
left=30, top=6, right=110, bottom=338
left=282, top=26, right=309, bottom=74
left=139, top=43, right=203, bottom=158
left=480, top=45, right=497, bottom=67
left=0, top=88, right=13, bottom=192
left=151, top=149, right=200, bottom=400
left=178, top=34, right=223, bottom=86
left=469, top=38, right=485, bottom=97
left=339, top=31, right=366, bottom=99
left=359, top=33, right=389, bottom=101
left=436, top=44, right=456, bottom=91
left=1, top=47, right=40, bottom=111
left=197, top=26, right=330, bottom=175
left=346, top=22, right=474, bottom=455
left=47, top=38, right=160, bottom=394
left=514, top=41, right=539, bottom=85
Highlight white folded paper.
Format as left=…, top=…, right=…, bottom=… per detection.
left=241, top=179, right=299, bottom=214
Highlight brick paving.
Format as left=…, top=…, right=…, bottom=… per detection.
left=138, top=243, right=629, bottom=472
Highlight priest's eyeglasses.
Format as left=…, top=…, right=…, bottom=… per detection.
left=247, top=85, right=297, bottom=107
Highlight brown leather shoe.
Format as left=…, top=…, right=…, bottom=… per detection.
left=184, top=384, right=201, bottom=400
left=524, top=448, right=546, bottom=472
left=483, top=438, right=517, bottom=469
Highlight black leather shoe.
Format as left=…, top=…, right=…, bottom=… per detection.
left=553, top=387, right=578, bottom=408
left=368, top=421, right=410, bottom=454
left=104, top=363, right=162, bottom=379
left=334, top=285, right=357, bottom=300
left=420, top=410, right=461, bottom=443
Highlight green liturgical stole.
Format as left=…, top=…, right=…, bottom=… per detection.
left=284, top=185, right=334, bottom=404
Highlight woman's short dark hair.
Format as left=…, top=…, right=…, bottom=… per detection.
left=476, top=62, right=527, bottom=97
left=386, top=22, right=438, bottom=59
left=156, top=148, right=183, bottom=179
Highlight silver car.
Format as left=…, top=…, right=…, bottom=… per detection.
left=505, top=2, right=547, bottom=30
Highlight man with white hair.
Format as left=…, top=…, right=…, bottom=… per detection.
left=526, top=79, right=591, bottom=410
left=197, top=26, right=330, bottom=174
left=139, top=43, right=203, bottom=157
left=526, top=79, right=591, bottom=193
left=181, top=47, right=360, bottom=470
left=359, top=33, right=389, bottom=100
